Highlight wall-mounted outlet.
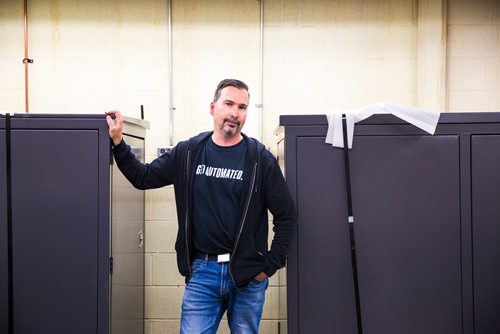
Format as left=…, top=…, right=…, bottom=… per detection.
left=157, top=146, right=174, bottom=157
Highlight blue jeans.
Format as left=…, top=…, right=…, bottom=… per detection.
left=180, top=256, right=269, bottom=334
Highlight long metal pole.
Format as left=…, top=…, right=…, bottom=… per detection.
left=168, top=0, right=174, bottom=145
left=257, top=0, right=264, bottom=142
left=23, top=0, right=30, bottom=113
left=341, top=114, right=363, bottom=334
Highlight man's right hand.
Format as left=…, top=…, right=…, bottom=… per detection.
left=105, top=111, right=124, bottom=146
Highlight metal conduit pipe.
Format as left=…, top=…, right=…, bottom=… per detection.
left=257, top=0, right=264, bottom=142
left=168, top=0, right=174, bottom=146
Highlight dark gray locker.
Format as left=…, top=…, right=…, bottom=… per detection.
left=0, top=114, right=147, bottom=334
left=0, top=116, right=8, bottom=334
left=280, top=113, right=500, bottom=334
left=471, top=135, right=500, bottom=334
left=11, top=129, right=102, bottom=333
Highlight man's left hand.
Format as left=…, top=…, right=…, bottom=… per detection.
left=254, top=272, right=268, bottom=282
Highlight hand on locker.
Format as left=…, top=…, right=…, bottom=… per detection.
left=105, top=110, right=123, bottom=146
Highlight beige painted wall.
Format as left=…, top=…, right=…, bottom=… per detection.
left=1, top=0, right=499, bottom=333
left=447, top=0, right=500, bottom=111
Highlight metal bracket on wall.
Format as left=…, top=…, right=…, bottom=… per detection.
left=22, top=58, right=33, bottom=63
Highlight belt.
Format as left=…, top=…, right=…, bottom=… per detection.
left=194, top=252, right=231, bottom=263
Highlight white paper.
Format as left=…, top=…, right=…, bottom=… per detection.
left=325, top=102, right=441, bottom=148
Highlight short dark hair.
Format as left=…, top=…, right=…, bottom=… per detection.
left=213, top=79, right=249, bottom=102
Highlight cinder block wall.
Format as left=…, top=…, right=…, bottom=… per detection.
left=1, top=0, right=499, bottom=333
left=446, top=0, right=500, bottom=111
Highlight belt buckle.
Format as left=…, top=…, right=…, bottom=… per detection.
left=217, top=253, right=230, bottom=263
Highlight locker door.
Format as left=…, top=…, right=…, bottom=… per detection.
left=471, top=135, right=500, bottom=334
left=295, top=135, right=462, bottom=333
left=350, top=135, right=462, bottom=333
left=295, top=136, right=357, bottom=334
left=111, top=134, right=145, bottom=334
left=10, top=129, right=100, bottom=333
left=0, top=126, right=8, bottom=334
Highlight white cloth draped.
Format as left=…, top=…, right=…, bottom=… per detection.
left=325, top=102, right=441, bottom=149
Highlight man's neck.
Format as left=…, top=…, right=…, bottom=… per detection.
left=211, top=133, right=243, bottom=147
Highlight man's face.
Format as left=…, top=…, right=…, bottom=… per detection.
left=210, top=86, right=249, bottom=139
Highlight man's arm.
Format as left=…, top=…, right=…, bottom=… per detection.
left=262, top=153, right=297, bottom=278
left=105, top=111, right=173, bottom=190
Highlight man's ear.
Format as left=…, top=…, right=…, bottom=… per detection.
left=210, top=102, right=215, bottom=116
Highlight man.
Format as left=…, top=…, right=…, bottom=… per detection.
left=106, top=79, right=296, bottom=334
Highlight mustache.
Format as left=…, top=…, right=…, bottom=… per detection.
left=224, top=117, right=240, bottom=126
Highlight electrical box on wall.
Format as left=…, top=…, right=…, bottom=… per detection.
left=157, top=146, right=174, bottom=157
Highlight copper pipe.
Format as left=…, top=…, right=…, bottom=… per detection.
left=23, top=0, right=29, bottom=113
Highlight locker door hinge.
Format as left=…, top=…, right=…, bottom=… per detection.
left=110, top=257, right=114, bottom=274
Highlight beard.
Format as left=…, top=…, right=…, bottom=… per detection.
left=221, top=117, right=241, bottom=137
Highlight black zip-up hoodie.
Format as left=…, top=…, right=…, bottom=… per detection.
left=113, top=131, right=296, bottom=286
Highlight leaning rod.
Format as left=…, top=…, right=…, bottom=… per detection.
left=23, top=0, right=30, bottom=113
left=341, top=114, right=363, bottom=334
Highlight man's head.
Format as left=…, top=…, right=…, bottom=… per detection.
left=210, top=79, right=250, bottom=144
left=213, top=79, right=249, bottom=103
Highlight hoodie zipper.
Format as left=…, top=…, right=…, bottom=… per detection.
left=185, top=149, right=192, bottom=278
left=229, top=160, right=258, bottom=284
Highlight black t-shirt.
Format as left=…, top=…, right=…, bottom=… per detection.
left=192, top=136, right=247, bottom=254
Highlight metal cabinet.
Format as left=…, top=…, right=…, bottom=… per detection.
left=111, top=134, right=147, bottom=334
left=0, top=114, right=148, bottom=334
left=280, top=113, right=500, bottom=334
left=0, top=115, right=8, bottom=334
left=471, top=135, right=500, bottom=334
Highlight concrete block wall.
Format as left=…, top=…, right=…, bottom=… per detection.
left=447, top=0, right=500, bottom=111
left=1, top=0, right=500, bottom=333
